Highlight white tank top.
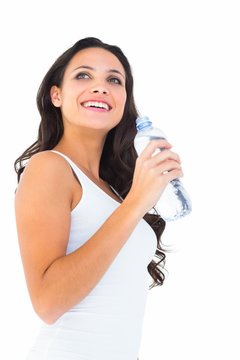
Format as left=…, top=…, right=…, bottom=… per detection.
left=26, top=150, right=157, bottom=360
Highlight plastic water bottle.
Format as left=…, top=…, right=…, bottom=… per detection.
left=134, top=116, right=192, bottom=221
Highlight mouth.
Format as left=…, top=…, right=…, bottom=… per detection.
left=81, top=100, right=112, bottom=111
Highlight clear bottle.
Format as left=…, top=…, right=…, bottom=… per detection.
left=134, top=116, right=192, bottom=221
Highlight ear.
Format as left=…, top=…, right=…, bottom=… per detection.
left=50, top=85, right=62, bottom=107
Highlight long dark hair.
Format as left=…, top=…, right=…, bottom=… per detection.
left=14, top=37, right=167, bottom=288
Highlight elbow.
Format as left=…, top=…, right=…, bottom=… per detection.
left=38, top=312, right=59, bottom=325
left=36, top=308, right=60, bottom=325
left=33, top=299, right=62, bottom=325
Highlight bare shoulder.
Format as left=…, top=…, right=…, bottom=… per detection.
left=17, top=150, right=73, bottom=192
left=15, top=150, right=75, bottom=212
left=21, top=150, right=71, bottom=178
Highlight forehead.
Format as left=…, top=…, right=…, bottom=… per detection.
left=65, top=47, right=125, bottom=75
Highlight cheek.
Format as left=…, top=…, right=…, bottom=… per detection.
left=117, top=94, right=127, bottom=118
left=118, top=91, right=127, bottom=107
left=61, top=82, right=85, bottom=99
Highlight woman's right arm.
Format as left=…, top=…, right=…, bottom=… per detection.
left=14, top=140, right=182, bottom=324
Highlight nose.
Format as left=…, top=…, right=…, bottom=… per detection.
left=90, top=85, right=109, bottom=95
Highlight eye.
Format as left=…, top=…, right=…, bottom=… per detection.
left=108, top=77, right=122, bottom=85
left=75, top=72, right=90, bottom=80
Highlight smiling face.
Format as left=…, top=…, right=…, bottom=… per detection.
left=50, top=47, right=127, bottom=133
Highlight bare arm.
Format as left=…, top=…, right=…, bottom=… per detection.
left=15, top=141, right=182, bottom=324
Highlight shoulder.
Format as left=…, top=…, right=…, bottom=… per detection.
left=26, top=150, right=70, bottom=170
left=16, top=150, right=74, bottom=198
left=22, top=150, right=72, bottom=181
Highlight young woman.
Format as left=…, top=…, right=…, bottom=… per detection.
left=14, top=37, right=183, bottom=360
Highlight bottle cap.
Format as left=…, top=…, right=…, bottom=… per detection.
left=136, top=116, right=152, bottom=131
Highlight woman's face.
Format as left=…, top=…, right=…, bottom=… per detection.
left=51, top=47, right=127, bottom=133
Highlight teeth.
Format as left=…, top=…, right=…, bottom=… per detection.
left=82, top=101, right=109, bottom=110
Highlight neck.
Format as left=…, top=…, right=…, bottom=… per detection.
left=53, top=128, right=107, bottom=180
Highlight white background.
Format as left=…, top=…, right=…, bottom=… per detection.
left=1, top=0, right=239, bottom=359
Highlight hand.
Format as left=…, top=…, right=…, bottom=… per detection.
left=127, top=139, right=183, bottom=213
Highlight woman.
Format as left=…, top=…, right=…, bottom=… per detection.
left=14, top=37, right=183, bottom=360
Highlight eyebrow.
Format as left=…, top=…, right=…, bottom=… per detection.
left=72, top=65, right=125, bottom=80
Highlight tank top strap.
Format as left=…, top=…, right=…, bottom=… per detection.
left=50, top=150, right=90, bottom=186
left=50, top=150, right=123, bottom=203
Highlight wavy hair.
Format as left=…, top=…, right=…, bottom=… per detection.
left=14, top=37, right=167, bottom=288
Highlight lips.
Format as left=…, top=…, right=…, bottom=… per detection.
left=81, top=100, right=112, bottom=111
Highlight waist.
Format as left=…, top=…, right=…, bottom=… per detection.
left=29, top=312, right=143, bottom=360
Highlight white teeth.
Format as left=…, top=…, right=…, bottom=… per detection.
left=82, top=101, right=109, bottom=110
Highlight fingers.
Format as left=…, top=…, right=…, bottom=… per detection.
left=136, top=140, right=183, bottom=183
left=163, top=168, right=184, bottom=183
left=130, top=139, right=184, bottom=212
left=138, top=139, right=172, bottom=160
left=137, top=140, right=181, bottom=170
left=155, top=159, right=182, bottom=175
left=149, top=149, right=181, bottom=166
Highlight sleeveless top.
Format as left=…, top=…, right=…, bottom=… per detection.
left=26, top=150, right=157, bottom=360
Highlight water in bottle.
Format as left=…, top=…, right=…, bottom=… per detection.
left=134, top=116, right=192, bottom=221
